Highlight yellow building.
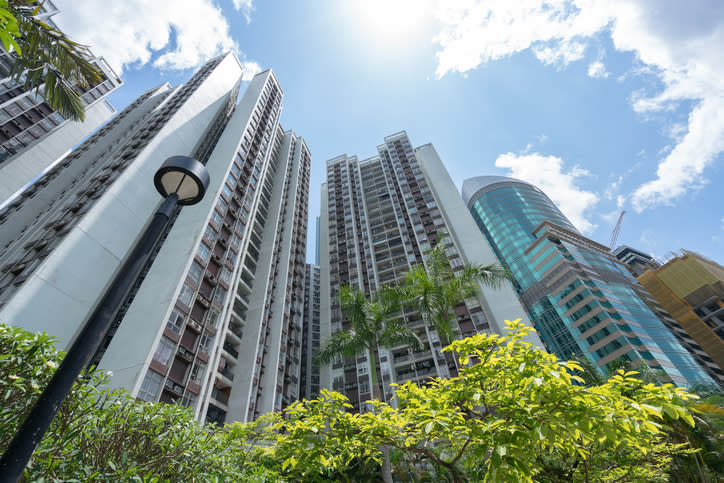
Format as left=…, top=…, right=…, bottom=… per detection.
left=638, top=251, right=724, bottom=381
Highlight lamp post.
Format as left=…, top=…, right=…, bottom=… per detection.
left=0, top=156, right=210, bottom=482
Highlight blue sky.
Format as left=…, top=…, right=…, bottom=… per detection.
left=56, top=0, right=723, bottom=264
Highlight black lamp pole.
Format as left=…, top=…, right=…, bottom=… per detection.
left=0, top=156, right=209, bottom=482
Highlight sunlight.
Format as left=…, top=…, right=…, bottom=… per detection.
left=349, top=0, right=432, bottom=45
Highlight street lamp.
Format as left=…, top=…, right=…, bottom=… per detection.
left=0, top=156, right=210, bottom=483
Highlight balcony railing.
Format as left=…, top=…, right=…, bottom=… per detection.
left=223, top=342, right=239, bottom=359
left=219, top=367, right=235, bottom=381
left=211, top=388, right=230, bottom=405
left=229, top=324, right=243, bottom=339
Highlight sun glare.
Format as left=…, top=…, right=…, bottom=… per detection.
left=350, top=0, right=431, bottom=45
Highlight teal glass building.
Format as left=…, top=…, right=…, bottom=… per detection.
left=462, top=176, right=714, bottom=386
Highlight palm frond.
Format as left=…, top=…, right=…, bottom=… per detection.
left=379, top=322, right=423, bottom=352
left=314, top=330, right=366, bottom=366
left=8, top=9, right=102, bottom=121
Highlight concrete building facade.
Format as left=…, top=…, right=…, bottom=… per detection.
left=0, top=0, right=122, bottom=202
left=0, top=53, right=311, bottom=424
left=300, top=264, right=321, bottom=400
left=613, top=245, right=661, bottom=278
left=319, top=133, right=540, bottom=412
left=462, top=176, right=715, bottom=387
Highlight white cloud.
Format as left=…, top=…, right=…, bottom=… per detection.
left=54, top=0, right=248, bottom=74
left=432, top=0, right=724, bottom=212
left=433, top=0, right=609, bottom=78
left=495, top=151, right=599, bottom=234
left=534, top=40, right=586, bottom=67
left=240, top=61, right=262, bottom=81
left=616, top=195, right=625, bottom=210
left=233, top=0, right=254, bottom=23
left=587, top=60, right=609, bottom=78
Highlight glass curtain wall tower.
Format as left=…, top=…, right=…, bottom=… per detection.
left=462, top=176, right=714, bottom=386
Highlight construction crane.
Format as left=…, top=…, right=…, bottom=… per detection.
left=608, top=211, right=626, bottom=251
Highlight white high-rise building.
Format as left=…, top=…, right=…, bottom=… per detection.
left=0, top=53, right=311, bottom=424
left=300, top=264, right=321, bottom=400
left=319, top=132, right=540, bottom=411
left=0, top=1, right=122, bottom=202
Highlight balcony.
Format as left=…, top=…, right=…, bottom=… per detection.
left=219, top=366, right=235, bottom=381
left=211, top=388, right=230, bottom=406
left=223, top=342, right=240, bottom=359
left=228, top=324, right=244, bottom=340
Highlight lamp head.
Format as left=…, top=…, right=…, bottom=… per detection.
left=154, top=156, right=210, bottom=206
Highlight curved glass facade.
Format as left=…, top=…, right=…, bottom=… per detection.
left=464, top=177, right=714, bottom=387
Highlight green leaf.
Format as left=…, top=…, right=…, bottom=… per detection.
left=680, top=410, right=695, bottom=428
left=662, top=403, right=679, bottom=420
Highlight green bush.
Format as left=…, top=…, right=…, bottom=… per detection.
left=0, top=324, right=275, bottom=482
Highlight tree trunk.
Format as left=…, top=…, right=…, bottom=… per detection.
left=369, top=345, right=393, bottom=483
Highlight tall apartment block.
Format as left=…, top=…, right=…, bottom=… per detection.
left=319, top=132, right=541, bottom=412
left=0, top=0, right=122, bottom=202
left=635, top=251, right=724, bottom=382
left=0, top=52, right=311, bottom=424
left=462, top=176, right=715, bottom=387
left=300, top=264, right=321, bottom=400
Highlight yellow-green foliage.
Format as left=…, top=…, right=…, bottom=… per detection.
left=233, top=319, right=699, bottom=482
left=2, top=322, right=702, bottom=482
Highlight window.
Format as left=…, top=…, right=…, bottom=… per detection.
left=197, top=243, right=210, bottom=261
left=138, top=370, right=163, bottom=401
left=153, top=337, right=175, bottom=365
left=206, top=308, right=220, bottom=328
left=213, top=286, right=227, bottom=306
left=189, top=360, right=206, bottom=383
left=231, top=234, right=242, bottom=251
left=199, top=333, right=214, bottom=354
left=167, top=308, right=185, bottom=333
left=222, top=184, right=232, bottom=199
left=211, top=210, right=223, bottom=226
left=204, top=226, right=217, bottom=243
left=188, top=262, right=203, bottom=285
left=178, top=283, right=195, bottom=307
left=219, top=267, right=232, bottom=285
left=230, top=163, right=240, bottom=177
left=181, top=393, right=196, bottom=408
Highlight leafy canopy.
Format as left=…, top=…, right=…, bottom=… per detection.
left=238, top=320, right=700, bottom=482
left=1, top=321, right=706, bottom=482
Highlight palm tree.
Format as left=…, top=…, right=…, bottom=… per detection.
left=316, top=285, right=422, bottom=403
left=316, top=285, right=422, bottom=483
left=3, top=2, right=102, bottom=121
left=394, top=235, right=510, bottom=350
